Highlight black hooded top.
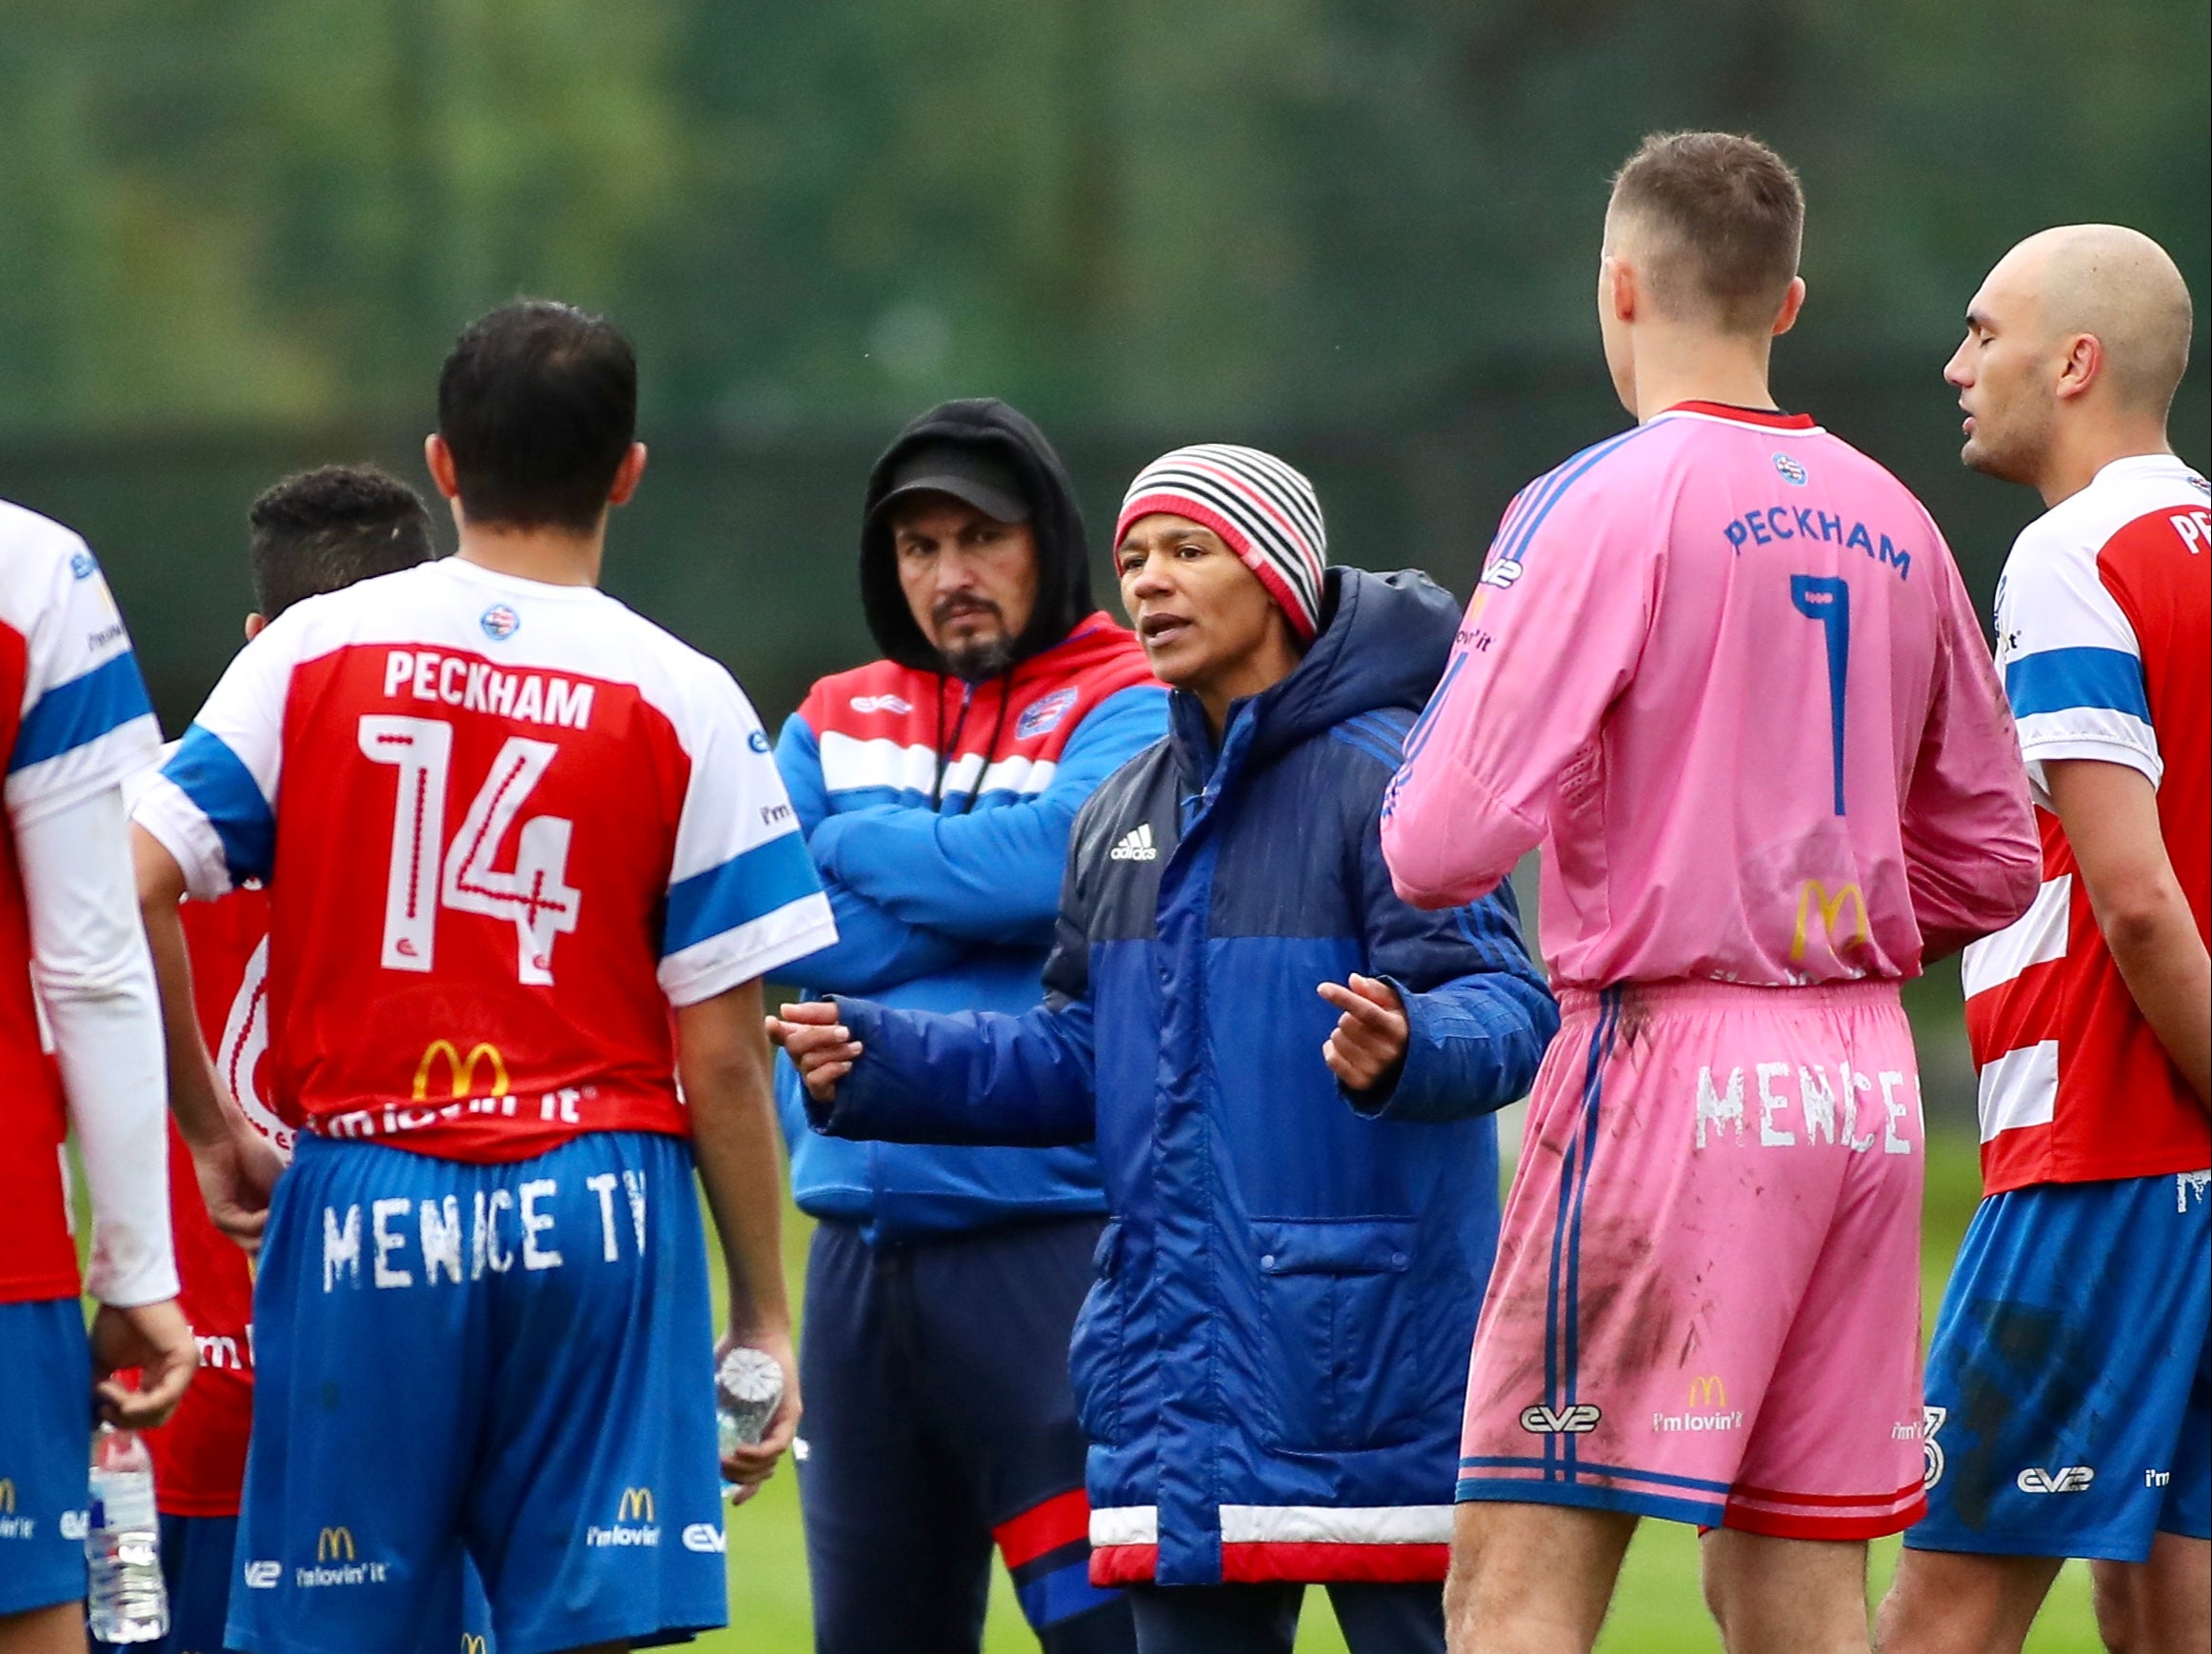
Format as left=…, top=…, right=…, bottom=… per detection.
left=858, top=399, right=1097, bottom=671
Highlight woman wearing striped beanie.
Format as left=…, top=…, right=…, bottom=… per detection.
left=1113, top=442, right=1328, bottom=676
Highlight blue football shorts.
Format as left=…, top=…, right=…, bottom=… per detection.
left=225, top=1131, right=727, bottom=1654
left=0, top=1298, right=92, bottom=1616
left=1909, top=1169, right=2211, bottom=1563
left=103, top=1513, right=495, bottom=1654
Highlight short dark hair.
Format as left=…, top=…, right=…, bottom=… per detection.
left=248, top=465, right=435, bottom=619
left=436, top=299, right=638, bottom=532
left=1610, top=131, right=1804, bottom=332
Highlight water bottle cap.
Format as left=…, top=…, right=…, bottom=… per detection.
left=716, top=1345, right=783, bottom=1407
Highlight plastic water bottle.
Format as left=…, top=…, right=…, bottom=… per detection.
left=716, top=1346, right=784, bottom=1499
left=87, top=1425, right=168, bottom=1644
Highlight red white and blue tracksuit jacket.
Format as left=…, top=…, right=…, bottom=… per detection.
left=773, top=613, right=1166, bottom=1241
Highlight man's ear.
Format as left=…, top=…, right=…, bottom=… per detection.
left=2054, top=332, right=2103, bottom=404
left=606, top=442, right=648, bottom=508
left=424, top=433, right=462, bottom=502
left=243, top=613, right=267, bottom=642
left=1604, top=253, right=1638, bottom=324
left=1771, top=275, right=1807, bottom=338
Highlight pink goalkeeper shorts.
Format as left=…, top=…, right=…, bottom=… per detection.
left=1457, top=980, right=1930, bottom=1539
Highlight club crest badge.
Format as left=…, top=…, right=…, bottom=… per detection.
left=480, top=604, right=521, bottom=641
left=1016, top=688, right=1079, bottom=740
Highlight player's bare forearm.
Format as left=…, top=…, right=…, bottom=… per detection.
left=680, top=979, right=802, bottom=1497
left=2108, top=908, right=2212, bottom=1106
left=2046, top=760, right=2212, bottom=1106
left=677, top=978, right=793, bottom=1339
left=133, top=826, right=278, bottom=1249
left=2101, top=903, right=2209, bottom=1106
left=131, top=824, right=234, bottom=1149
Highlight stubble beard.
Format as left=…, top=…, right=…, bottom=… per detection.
left=1963, top=429, right=2043, bottom=488
left=1963, top=397, right=2056, bottom=489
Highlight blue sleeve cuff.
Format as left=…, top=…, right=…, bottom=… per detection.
left=162, top=724, right=274, bottom=884
left=808, top=995, right=1097, bottom=1146
left=1344, top=972, right=1556, bottom=1123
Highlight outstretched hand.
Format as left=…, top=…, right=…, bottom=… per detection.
left=1318, top=973, right=1409, bottom=1093
left=766, top=1002, right=863, bottom=1104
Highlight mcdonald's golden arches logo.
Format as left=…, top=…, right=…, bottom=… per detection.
left=618, top=1486, right=656, bottom=1524
left=316, top=1525, right=356, bottom=1563
left=1791, top=880, right=1869, bottom=963
left=413, top=1040, right=508, bottom=1103
left=0, top=1479, right=15, bottom=1515
left=462, top=1637, right=488, bottom=1654
left=1687, top=1375, right=1727, bottom=1409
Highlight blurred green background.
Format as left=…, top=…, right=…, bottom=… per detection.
left=16, top=2, right=2202, bottom=1648
left=1, top=0, right=2202, bottom=738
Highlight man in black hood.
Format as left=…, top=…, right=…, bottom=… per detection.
left=771, top=400, right=1162, bottom=1653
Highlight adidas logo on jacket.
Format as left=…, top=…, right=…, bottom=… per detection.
left=1108, top=824, right=1158, bottom=862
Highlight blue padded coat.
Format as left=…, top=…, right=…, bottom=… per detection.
left=811, top=567, right=1557, bottom=1586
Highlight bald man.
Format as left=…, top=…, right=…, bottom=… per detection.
left=1880, top=226, right=2209, bottom=1654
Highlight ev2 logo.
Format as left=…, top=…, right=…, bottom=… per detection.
left=1520, top=1403, right=1603, bottom=1435
left=2016, top=1465, right=2095, bottom=1494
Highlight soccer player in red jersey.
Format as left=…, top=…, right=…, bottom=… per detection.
left=117, top=466, right=506, bottom=1654
left=0, top=501, right=194, bottom=1654
left=133, top=302, right=835, bottom=1654
left=1882, top=226, right=2208, bottom=1654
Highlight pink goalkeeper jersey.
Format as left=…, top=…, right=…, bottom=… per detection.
left=1383, top=402, right=2039, bottom=989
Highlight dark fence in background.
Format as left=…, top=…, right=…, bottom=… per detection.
left=6, top=356, right=2202, bottom=1125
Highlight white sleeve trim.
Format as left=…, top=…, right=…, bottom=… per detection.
left=659, top=894, right=839, bottom=1006
left=2020, top=735, right=2162, bottom=808
left=7, top=716, right=163, bottom=828
left=131, top=771, right=239, bottom=901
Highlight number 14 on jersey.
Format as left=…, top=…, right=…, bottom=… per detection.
left=359, top=714, right=582, bottom=983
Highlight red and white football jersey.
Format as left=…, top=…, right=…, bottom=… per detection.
left=1963, top=455, right=2211, bottom=1192
left=0, top=500, right=160, bottom=1302
left=135, top=557, right=836, bottom=1163
left=146, top=887, right=272, bottom=1517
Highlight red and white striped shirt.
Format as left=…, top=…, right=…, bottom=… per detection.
left=1963, top=455, right=2211, bottom=1192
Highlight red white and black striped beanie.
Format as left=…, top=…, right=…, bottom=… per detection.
left=1113, top=444, right=1328, bottom=640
